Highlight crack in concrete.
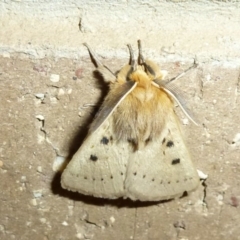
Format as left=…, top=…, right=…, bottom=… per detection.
left=45, top=136, right=60, bottom=156
left=202, top=180, right=208, bottom=210
left=199, top=68, right=204, bottom=100
left=36, top=116, right=60, bottom=156
left=84, top=219, right=102, bottom=228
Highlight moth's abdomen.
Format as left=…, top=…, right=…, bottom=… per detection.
left=113, top=84, right=174, bottom=148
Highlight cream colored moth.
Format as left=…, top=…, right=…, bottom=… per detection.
left=61, top=40, right=199, bottom=201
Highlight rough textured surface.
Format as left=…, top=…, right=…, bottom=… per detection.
left=1, top=0, right=240, bottom=60
left=1, top=1, right=240, bottom=240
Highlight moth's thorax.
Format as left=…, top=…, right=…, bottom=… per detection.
left=130, top=70, right=151, bottom=86
left=129, top=71, right=157, bottom=103
left=113, top=71, right=174, bottom=149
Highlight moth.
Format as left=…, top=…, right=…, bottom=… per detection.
left=61, top=40, right=199, bottom=201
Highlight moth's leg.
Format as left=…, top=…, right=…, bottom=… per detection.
left=154, top=57, right=199, bottom=125
left=154, top=58, right=199, bottom=125
left=83, top=43, right=103, bottom=67
left=159, top=84, right=198, bottom=126
left=168, top=58, right=198, bottom=83
left=83, top=43, right=115, bottom=82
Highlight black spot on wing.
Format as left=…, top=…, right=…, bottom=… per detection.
left=127, top=138, right=139, bottom=151
left=100, top=136, right=109, bottom=145
left=181, top=191, right=188, bottom=198
left=128, top=138, right=137, bottom=144
left=145, top=137, right=151, bottom=144
left=166, top=140, right=174, bottom=147
left=89, top=154, right=98, bottom=161
left=172, top=158, right=180, bottom=165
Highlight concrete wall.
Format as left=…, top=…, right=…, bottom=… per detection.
left=1, top=0, right=240, bottom=60
left=1, top=1, right=240, bottom=240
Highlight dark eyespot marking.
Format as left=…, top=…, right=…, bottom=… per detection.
left=120, top=172, right=124, bottom=176
left=93, top=178, right=95, bottom=181
left=162, top=138, right=166, bottom=144
left=133, top=172, right=137, bottom=176
left=145, top=137, right=151, bottom=144
left=100, top=136, right=109, bottom=145
left=168, top=181, right=171, bottom=184
left=110, top=136, right=113, bottom=141
left=84, top=176, right=87, bottom=180
left=90, top=154, right=98, bottom=161
left=128, top=138, right=137, bottom=144
left=172, top=158, right=180, bottom=165
left=181, top=191, right=188, bottom=198
left=152, top=178, right=155, bottom=182
left=110, top=175, right=113, bottom=179
left=101, top=178, right=104, bottom=181
left=128, top=138, right=139, bottom=151
left=166, top=141, right=174, bottom=147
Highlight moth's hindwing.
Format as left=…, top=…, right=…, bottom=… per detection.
left=125, top=112, right=199, bottom=201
